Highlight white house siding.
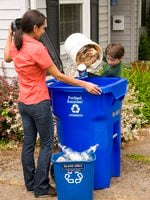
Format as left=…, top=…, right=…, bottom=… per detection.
left=0, top=0, right=30, bottom=77
left=36, top=0, right=46, bottom=15
left=0, top=0, right=46, bottom=78
left=110, top=0, right=140, bottom=65
left=99, top=0, right=110, bottom=50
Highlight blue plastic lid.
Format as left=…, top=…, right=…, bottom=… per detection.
left=46, top=77, right=128, bottom=99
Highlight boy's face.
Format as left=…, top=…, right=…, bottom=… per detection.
left=106, top=55, right=123, bottom=67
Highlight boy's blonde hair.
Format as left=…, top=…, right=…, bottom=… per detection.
left=105, top=43, right=124, bottom=59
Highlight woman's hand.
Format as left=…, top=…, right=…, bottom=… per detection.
left=82, top=81, right=102, bottom=95
left=8, top=23, right=13, bottom=36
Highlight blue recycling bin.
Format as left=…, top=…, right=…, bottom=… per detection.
left=47, top=77, right=128, bottom=189
left=52, top=152, right=96, bottom=200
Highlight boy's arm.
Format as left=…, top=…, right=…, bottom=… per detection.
left=87, top=72, right=100, bottom=78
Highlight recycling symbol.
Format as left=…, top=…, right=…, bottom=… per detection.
left=64, top=171, right=83, bottom=184
left=71, top=104, right=80, bottom=113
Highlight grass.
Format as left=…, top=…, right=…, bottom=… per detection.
left=0, top=140, right=18, bottom=151
left=126, top=154, right=150, bottom=163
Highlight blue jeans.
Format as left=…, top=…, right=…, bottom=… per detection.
left=18, top=100, right=54, bottom=197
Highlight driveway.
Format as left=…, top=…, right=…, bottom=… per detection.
left=0, top=127, right=150, bottom=200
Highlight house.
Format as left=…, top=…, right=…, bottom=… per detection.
left=0, top=0, right=149, bottom=78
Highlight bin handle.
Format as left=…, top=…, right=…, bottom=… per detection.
left=113, top=133, right=118, bottom=139
left=114, top=95, right=125, bottom=101
left=111, top=80, right=128, bottom=100
left=46, top=78, right=59, bottom=86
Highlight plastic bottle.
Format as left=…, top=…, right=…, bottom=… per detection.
left=81, top=144, right=99, bottom=160
left=56, top=154, right=68, bottom=162
left=77, top=63, right=88, bottom=79
left=57, top=143, right=99, bottom=162
left=58, top=143, right=83, bottom=161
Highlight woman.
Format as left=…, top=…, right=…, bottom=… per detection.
left=4, top=9, right=101, bottom=198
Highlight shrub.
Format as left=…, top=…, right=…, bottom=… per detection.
left=0, top=75, right=23, bottom=142
left=121, top=85, right=148, bottom=142
left=121, top=64, right=149, bottom=141
left=123, top=63, right=150, bottom=123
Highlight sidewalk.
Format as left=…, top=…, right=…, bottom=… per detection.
left=0, top=127, right=150, bottom=200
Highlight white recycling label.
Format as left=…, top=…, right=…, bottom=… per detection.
left=67, top=96, right=84, bottom=117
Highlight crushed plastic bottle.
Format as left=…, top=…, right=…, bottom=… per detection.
left=80, top=144, right=99, bottom=160
left=57, top=143, right=99, bottom=162
left=58, top=143, right=83, bottom=161
left=56, top=154, right=67, bottom=162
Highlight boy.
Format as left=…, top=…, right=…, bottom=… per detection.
left=88, top=43, right=125, bottom=77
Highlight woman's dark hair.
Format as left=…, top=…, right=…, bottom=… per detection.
left=105, top=43, right=125, bottom=59
left=14, top=9, right=46, bottom=50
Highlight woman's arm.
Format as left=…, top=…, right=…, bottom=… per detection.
left=47, top=64, right=102, bottom=95
left=4, top=24, right=13, bottom=62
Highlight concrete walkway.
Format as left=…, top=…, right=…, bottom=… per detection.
left=0, top=127, right=150, bottom=200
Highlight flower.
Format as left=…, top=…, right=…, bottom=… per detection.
left=0, top=73, right=23, bottom=142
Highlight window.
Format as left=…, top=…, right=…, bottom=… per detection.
left=60, top=0, right=90, bottom=54
left=60, top=4, right=82, bottom=43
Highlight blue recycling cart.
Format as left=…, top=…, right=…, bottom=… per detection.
left=47, top=77, right=128, bottom=189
